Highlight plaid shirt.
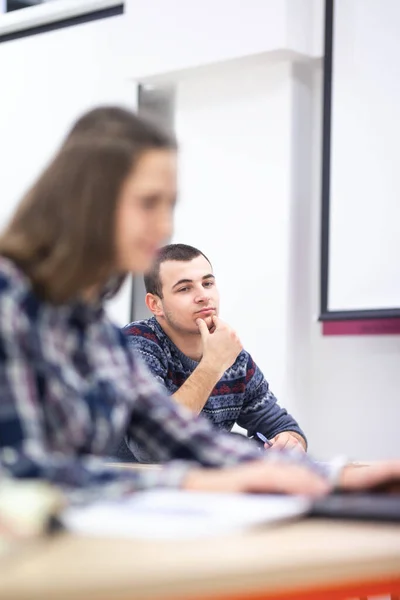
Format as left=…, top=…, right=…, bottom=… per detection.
left=0, top=258, right=331, bottom=499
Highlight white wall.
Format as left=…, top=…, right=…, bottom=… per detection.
left=173, top=59, right=305, bottom=419
left=0, top=14, right=135, bottom=324
left=306, top=65, right=400, bottom=461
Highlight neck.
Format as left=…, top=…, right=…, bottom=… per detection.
left=156, top=317, right=203, bottom=361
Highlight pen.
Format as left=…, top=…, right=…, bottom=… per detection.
left=256, top=432, right=273, bottom=447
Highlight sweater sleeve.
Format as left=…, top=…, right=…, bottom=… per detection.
left=237, top=354, right=307, bottom=445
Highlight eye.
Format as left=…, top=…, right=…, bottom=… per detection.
left=177, top=287, right=190, bottom=293
left=203, top=281, right=214, bottom=288
left=141, top=195, right=159, bottom=210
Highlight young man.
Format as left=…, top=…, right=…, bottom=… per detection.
left=122, top=244, right=306, bottom=462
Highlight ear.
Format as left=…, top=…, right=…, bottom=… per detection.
left=145, top=293, right=164, bottom=317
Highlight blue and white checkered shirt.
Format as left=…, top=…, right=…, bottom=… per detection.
left=0, top=257, right=333, bottom=498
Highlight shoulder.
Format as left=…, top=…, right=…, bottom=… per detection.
left=0, top=257, right=37, bottom=324
left=122, top=317, right=162, bottom=346
left=0, top=257, right=26, bottom=294
left=122, top=318, right=170, bottom=376
left=230, top=349, right=254, bottom=372
left=122, top=317, right=169, bottom=364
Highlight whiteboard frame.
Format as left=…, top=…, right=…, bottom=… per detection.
left=0, top=0, right=123, bottom=42
left=319, top=0, right=400, bottom=322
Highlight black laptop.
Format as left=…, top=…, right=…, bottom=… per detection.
left=310, top=493, right=400, bottom=522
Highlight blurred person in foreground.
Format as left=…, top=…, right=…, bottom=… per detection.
left=0, top=106, right=398, bottom=501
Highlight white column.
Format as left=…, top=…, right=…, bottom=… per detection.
left=173, top=59, right=294, bottom=406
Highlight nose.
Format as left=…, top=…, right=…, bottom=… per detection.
left=155, top=207, right=173, bottom=243
left=194, top=288, right=210, bottom=304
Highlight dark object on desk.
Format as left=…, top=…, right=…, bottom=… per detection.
left=310, top=493, right=400, bottom=523
left=111, top=439, right=139, bottom=463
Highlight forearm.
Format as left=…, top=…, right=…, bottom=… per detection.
left=128, top=374, right=261, bottom=467
left=239, top=387, right=307, bottom=449
left=0, top=448, right=190, bottom=501
left=172, top=360, right=221, bottom=414
left=240, top=403, right=305, bottom=441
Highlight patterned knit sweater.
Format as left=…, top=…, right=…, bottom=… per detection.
left=123, top=317, right=305, bottom=456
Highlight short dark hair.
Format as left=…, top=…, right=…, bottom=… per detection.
left=0, top=107, right=176, bottom=304
left=144, top=243, right=211, bottom=297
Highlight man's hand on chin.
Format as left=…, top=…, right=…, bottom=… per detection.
left=197, top=316, right=243, bottom=376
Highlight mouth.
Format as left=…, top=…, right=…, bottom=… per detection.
left=195, top=308, right=215, bottom=316
left=146, top=245, right=159, bottom=256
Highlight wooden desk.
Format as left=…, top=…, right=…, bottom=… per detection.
left=0, top=519, right=399, bottom=600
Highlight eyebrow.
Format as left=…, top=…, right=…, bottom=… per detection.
left=172, top=274, right=215, bottom=290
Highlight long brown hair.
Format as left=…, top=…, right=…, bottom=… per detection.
left=0, top=107, right=176, bottom=304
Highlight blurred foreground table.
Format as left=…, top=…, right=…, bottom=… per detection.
left=0, top=517, right=399, bottom=600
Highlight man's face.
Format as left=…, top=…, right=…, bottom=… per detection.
left=156, top=255, right=220, bottom=334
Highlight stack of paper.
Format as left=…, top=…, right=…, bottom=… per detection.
left=62, top=490, right=311, bottom=539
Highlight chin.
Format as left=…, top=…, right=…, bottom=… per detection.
left=127, top=255, right=154, bottom=275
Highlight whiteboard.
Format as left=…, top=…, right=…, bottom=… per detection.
left=321, top=0, right=400, bottom=317
left=0, top=1, right=122, bottom=38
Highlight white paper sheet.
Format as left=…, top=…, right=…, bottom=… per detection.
left=62, top=491, right=311, bottom=539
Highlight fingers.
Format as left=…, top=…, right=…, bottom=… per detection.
left=242, top=462, right=330, bottom=497
left=211, top=316, right=241, bottom=343
left=339, top=461, right=400, bottom=492
left=285, top=438, right=304, bottom=452
left=269, top=435, right=287, bottom=450
left=212, top=315, right=220, bottom=328
left=272, top=465, right=330, bottom=496
left=196, top=318, right=210, bottom=341
left=269, top=434, right=303, bottom=452
left=184, top=461, right=331, bottom=497
left=211, top=315, right=233, bottom=331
